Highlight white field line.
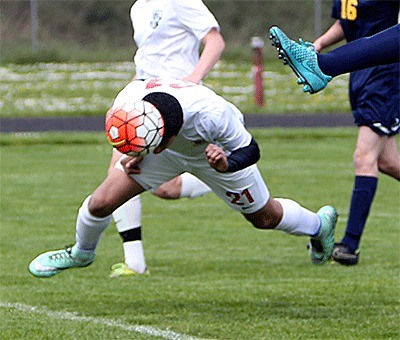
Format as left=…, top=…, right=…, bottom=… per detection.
left=0, top=302, right=202, bottom=340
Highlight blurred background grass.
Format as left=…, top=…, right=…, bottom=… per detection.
left=0, top=1, right=351, bottom=116
left=1, top=1, right=337, bottom=65
left=1, top=60, right=350, bottom=117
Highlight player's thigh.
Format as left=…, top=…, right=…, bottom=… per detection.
left=354, top=126, right=387, bottom=171
left=195, top=164, right=269, bottom=214
left=356, top=126, right=386, bottom=150
left=129, top=150, right=185, bottom=192
left=90, top=167, right=145, bottom=217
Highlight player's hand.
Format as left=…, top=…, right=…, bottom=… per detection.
left=313, top=41, right=323, bottom=53
left=121, top=155, right=144, bottom=174
left=205, top=144, right=228, bottom=172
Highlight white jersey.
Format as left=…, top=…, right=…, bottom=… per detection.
left=113, top=79, right=269, bottom=214
left=130, top=0, right=220, bottom=79
left=111, top=79, right=250, bottom=157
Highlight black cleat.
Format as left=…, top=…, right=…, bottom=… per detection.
left=332, top=243, right=359, bottom=266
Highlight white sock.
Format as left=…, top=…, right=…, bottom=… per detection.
left=75, top=195, right=112, bottom=251
left=112, top=196, right=147, bottom=273
left=180, top=172, right=212, bottom=198
left=275, top=198, right=321, bottom=236
left=123, top=241, right=147, bottom=273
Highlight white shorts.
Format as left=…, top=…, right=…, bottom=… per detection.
left=116, top=149, right=269, bottom=214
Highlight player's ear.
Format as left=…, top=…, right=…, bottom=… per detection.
left=153, top=136, right=175, bottom=154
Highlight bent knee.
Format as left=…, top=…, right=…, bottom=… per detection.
left=154, top=187, right=179, bottom=199
left=353, top=151, right=377, bottom=172
left=244, top=199, right=282, bottom=229
left=153, top=181, right=181, bottom=199
left=88, top=196, right=114, bottom=217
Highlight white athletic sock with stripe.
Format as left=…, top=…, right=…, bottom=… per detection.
left=112, top=195, right=147, bottom=273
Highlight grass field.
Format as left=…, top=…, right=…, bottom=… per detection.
left=1, top=128, right=399, bottom=339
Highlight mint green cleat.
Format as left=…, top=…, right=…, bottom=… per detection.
left=109, top=263, right=150, bottom=278
left=269, top=26, right=332, bottom=94
left=29, top=245, right=95, bottom=278
left=309, top=205, right=338, bottom=265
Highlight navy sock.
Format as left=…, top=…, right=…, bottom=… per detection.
left=342, top=176, right=378, bottom=253
left=318, top=24, right=400, bottom=77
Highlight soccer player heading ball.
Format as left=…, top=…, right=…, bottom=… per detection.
left=29, top=78, right=338, bottom=278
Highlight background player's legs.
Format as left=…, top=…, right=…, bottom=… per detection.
left=112, top=196, right=147, bottom=274
left=337, top=127, right=389, bottom=262
left=111, top=173, right=211, bottom=276
left=109, top=149, right=147, bottom=276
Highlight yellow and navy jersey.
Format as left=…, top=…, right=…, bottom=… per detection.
left=332, top=0, right=399, bottom=42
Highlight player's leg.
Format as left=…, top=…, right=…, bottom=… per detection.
left=154, top=172, right=211, bottom=199
left=102, top=150, right=184, bottom=277
left=378, top=135, right=400, bottom=180
left=334, top=69, right=399, bottom=265
left=108, top=149, right=148, bottom=277
left=197, top=163, right=337, bottom=265
left=110, top=195, right=148, bottom=277
left=318, top=24, right=400, bottom=77
left=110, top=172, right=211, bottom=277
left=243, top=198, right=337, bottom=265
left=333, top=127, right=383, bottom=265
left=29, top=167, right=145, bottom=278
left=269, top=24, right=400, bottom=93
left=153, top=176, right=182, bottom=199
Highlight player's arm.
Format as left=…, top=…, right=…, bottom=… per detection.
left=313, top=20, right=345, bottom=52
left=206, top=138, right=260, bottom=173
left=183, top=28, right=225, bottom=84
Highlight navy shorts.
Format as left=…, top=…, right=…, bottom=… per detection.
left=349, top=64, right=399, bottom=136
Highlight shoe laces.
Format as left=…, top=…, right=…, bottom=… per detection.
left=49, top=246, right=73, bottom=261
left=299, top=38, right=315, bottom=51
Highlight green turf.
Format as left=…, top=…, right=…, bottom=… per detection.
left=1, top=128, right=399, bottom=339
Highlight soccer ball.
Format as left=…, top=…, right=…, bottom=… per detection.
left=105, top=101, right=164, bottom=156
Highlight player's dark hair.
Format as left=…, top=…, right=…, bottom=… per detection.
left=142, top=92, right=183, bottom=143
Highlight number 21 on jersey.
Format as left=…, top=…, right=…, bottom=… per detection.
left=226, top=188, right=254, bottom=208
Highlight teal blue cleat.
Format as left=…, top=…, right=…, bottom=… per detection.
left=308, top=205, right=338, bottom=265
left=269, top=26, right=332, bottom=94
left=29, top=245, right=95, bottom=278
